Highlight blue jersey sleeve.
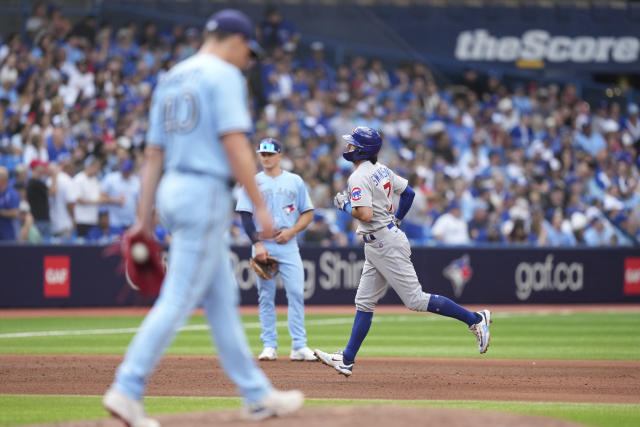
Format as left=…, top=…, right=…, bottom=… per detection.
left=213, top=68, right=251, bottom=135
left=235, top=187, right=254, bottom=213
left=146, top=87, right=167, bottom=148
left=296, top=176, right=313, bottom=213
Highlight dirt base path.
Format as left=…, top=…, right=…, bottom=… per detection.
left=26, top=406, right=584, bottom=427
left=1, top=354, right=638, bottom=404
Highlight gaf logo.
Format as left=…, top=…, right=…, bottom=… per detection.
left=514, top=255, right=583, bottom=301
left=44, top=256, right=70, bottom=298
left=624, top=257, right=640, bottom=295
left=455, top=29, right=640, bottom=63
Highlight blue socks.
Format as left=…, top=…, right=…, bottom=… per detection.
left=342, top=310, right=373, bottom=364
left=427, top=295, right=480, bottom=327
left=342, top=299, right=477, bottom=364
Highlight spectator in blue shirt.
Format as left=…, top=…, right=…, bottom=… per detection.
left=305, top=41, right=334, bottom=82
left=545, top=210, right=575, bottom=246
left=260, top=6, right=299, bottom=52
left=100, top=158, right=140, bottom=229
left=46, top=122, right=72, bottom=162
left=574, top=116, right=606, bottom=157
left=468, top=200, right=489, bottom=242
left=109, top=27, right=139, bottom=77
left=447, top=110, right=474, bottom=154
left=583, top=214, right=613, bottom=246
left=509, top=114, right=533, bottom=148
left=87, top=208, right=122, bottom=244
left=512, top=84, right=533, bottom=115
left=0, top=166, right=20, bottom=240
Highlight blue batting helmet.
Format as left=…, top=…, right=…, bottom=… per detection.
left=342, top=126, right=382, bottom=162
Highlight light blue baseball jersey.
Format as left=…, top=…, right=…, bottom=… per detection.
left=236, top=170, right=313, bottom=350
left=146, top=54, right=251, bottom=178
left=115, top=51, right=274, bottom=405
left=236, top=170, right=313, bottom=235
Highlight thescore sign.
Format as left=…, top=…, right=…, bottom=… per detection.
left=455, top=29, right=639, bottom=64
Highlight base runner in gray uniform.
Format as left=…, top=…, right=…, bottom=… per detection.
left=314, top=127, right=492, bottom=377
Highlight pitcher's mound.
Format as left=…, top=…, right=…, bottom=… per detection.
left=32, top=406, right=582, bottom=427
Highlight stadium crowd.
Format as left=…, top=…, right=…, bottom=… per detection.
left=0, top=4, right=638, bottom=247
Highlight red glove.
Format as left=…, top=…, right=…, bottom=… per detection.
left=120, top=231, right=165, bottom=296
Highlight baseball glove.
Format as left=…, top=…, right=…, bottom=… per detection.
left=250, top=256, right=279, bottom=280
left=105, top=231, right=165, bottom=297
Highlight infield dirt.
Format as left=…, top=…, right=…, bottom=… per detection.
left=1, top=354, right=638, bottom=403
left=4, top=305, right=640, bottom=426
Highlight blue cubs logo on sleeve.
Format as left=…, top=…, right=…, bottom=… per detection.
left=351, top=187, right=362, bottom=201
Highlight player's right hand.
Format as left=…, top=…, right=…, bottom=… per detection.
left=128, top=220, right=154, bottom=240
left=255, top=205, right=275, bottom=239
left=253, top=241, right=269, bottom=263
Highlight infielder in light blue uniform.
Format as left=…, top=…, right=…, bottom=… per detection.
left=236, top=138, right=316, bottom=362
left=103, top=10, right=303, bottom=426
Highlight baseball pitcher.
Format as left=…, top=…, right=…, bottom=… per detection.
left=103, top=10, right=303, bottom=425
left=315, top=127, right=492, bottom=377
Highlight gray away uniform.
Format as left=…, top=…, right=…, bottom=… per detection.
left=348, top=161, right=432, bottom=313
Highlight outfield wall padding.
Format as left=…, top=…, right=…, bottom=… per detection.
left=1, top=245, right=639, bottom=307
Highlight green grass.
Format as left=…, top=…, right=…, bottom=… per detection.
left=0, top=395, right=239, bottom=426
left=1, top=395, right=639, bottom=427
left=1, top=312, right=639, bottom=360
left=1, top=311, right=639, bottom=426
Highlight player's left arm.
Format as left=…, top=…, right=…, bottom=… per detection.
left=134, top=146, right=165, bottom=237
left=391, top=172, right=414, bottom=223
left=394, top=187, right=415, bottom=222
left=131, top=85, right=167, bottom=238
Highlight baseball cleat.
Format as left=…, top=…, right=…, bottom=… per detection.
left=244, top=389, right=304, bottom=420
left=314, top=349, right=353, bottom=376
left=258, top=347, right=277, bottom=361
left=469, top=309, right=492, bottom=354
left=103, top=387, right=160, bottom=427
left=290, top=346, right=318, bottom=361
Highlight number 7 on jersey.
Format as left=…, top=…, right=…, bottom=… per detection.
left=383, top=181, right=393, bottom=212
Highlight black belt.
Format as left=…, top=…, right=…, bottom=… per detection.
left=172, top=168, right=235, bottom=189
left=362, top=222, right=395, bottom=243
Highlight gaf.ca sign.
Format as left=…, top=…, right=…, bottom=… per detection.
left=514, top=254, right=583, bottom=301
left=455, top=29, right=639, bottom=63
